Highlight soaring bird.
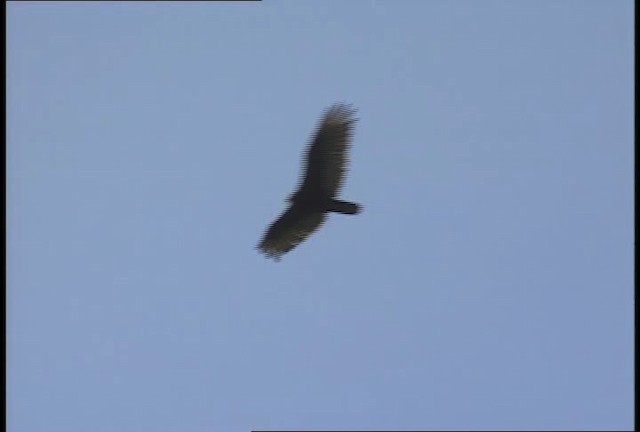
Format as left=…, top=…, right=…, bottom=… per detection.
left=257, top=103, right=362, bottom=261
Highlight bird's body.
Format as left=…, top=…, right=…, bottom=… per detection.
left=257, top=103, right=361, bottom=261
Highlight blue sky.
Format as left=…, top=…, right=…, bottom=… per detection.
left=7, top=1, right=633, bottom=431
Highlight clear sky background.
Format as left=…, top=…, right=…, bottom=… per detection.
left=7, top=1, right=633, bottom=431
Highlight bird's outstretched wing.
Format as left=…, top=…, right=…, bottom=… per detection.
left=297, top=103, right=357, bottom=197
left=257, top=205, right=326, bottom=261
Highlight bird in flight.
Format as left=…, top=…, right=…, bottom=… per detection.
left=257, top=103, right=362, bottom=261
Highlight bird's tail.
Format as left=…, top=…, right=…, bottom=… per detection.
left=327, top=199, right=362, bottom=215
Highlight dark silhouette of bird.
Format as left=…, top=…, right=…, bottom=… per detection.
left=257, top=103, right=362, bottom=261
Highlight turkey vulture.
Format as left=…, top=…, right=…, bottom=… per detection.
left=257, top=103, right=362, bottom=261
